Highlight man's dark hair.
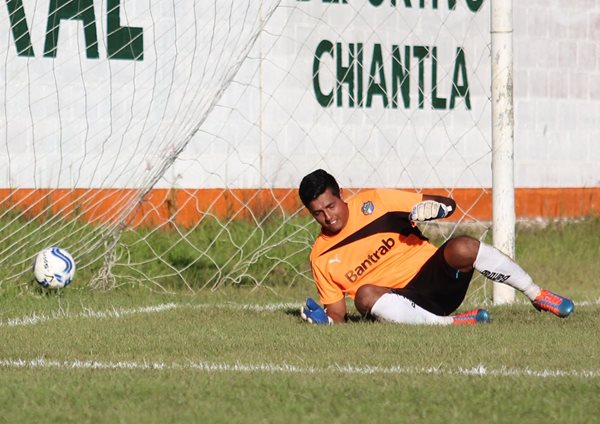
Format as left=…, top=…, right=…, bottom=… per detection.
left=298, top=169, right=340, bottom=208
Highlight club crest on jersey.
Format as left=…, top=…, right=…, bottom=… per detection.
left=361, top=201, right=374, bottom=215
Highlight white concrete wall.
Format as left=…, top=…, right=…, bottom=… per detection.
left=172, top=1, right=494, bottom=190
left=513, top=1, right=600, bottom=188
left=1, top=1, right=598, bottom=190
left=174, top=0, right=600, bottom=190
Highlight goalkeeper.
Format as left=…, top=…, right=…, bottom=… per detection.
left=298, top=169, right=574, bottom=325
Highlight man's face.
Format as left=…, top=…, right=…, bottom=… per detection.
left=307, top=188, right=349, bottom=236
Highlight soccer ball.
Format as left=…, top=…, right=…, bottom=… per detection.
left=32, top=247, right=76, bottom=289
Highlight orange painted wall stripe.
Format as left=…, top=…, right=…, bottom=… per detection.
left=0, top=188, right=598, bottom=228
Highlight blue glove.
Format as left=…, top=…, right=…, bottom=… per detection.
left=300, top=297, right=333, bottom=325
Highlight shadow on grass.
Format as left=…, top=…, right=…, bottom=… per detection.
left=284, top=308, right=369, bottom=323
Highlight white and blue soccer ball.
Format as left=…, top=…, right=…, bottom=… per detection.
left=32, top=247, right=76, bottom=289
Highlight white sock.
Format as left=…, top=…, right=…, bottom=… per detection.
left=370, top=293, right=453, bottom=325
left=474, top=242, right=541, bottom=300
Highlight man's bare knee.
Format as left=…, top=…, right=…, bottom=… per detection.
left=444, top=236, right=479, bottom=271
left=355, top=284, right=390, bottom=316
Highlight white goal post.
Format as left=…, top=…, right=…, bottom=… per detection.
left=1, top=0, right=517, bottom=304
left=491, top=0, right=516, bottom=304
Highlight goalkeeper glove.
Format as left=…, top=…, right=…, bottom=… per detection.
left=409, top=200, right=451, bottom=221
left=300, top=297, right=333, bottom=325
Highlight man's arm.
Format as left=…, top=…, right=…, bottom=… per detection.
left=301, top=297, right=346, bottom=324
left=324, top=298, right=347, bottom=323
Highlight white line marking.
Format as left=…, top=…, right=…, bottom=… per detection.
left=1, top=299, right=598, bottom=328
left=0, top=357, right=597, bottom=379
left=0, top=303, right=179, bottom=327
left=0, top=302, right=300, bottom=328
left=193, top=302, right=301, bottom=312
left=569, top=300, right=600, bottom=307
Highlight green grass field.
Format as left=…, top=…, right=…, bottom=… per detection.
left=0, top=218, right=599, bottom=423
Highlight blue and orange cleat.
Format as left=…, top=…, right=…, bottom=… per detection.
left=532, top=289, right=574, bottom=318
left=452, top=308, right=491, bottom=325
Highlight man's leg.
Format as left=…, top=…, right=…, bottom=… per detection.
left=471, top=240, right=541, bottom=299
left=355, top=285, right=452, bottom=325
left=355, top=285, right=488, bottom=325
left=446, top=236, right=574, bottom=317
left=355, top=240, right=487, bottom=324
left=443, top=236, right=541, bottom=299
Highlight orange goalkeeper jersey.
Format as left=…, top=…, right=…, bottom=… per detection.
left=310, top=189, right=438, bottom=305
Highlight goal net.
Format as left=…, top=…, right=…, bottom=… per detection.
left=1, top=0, right=492, bottom=301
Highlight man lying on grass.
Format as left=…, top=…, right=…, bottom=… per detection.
left=298, top=169, right=574, bottom=325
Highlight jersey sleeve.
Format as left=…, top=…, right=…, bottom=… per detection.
left=311, top=259, right=344, bottom=305
left=377, top=189, right=423, bottom=213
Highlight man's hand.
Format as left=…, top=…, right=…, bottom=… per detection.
left=409, top=200, right=452, bottom=221
left=300, top=297, right=333, bottom=325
